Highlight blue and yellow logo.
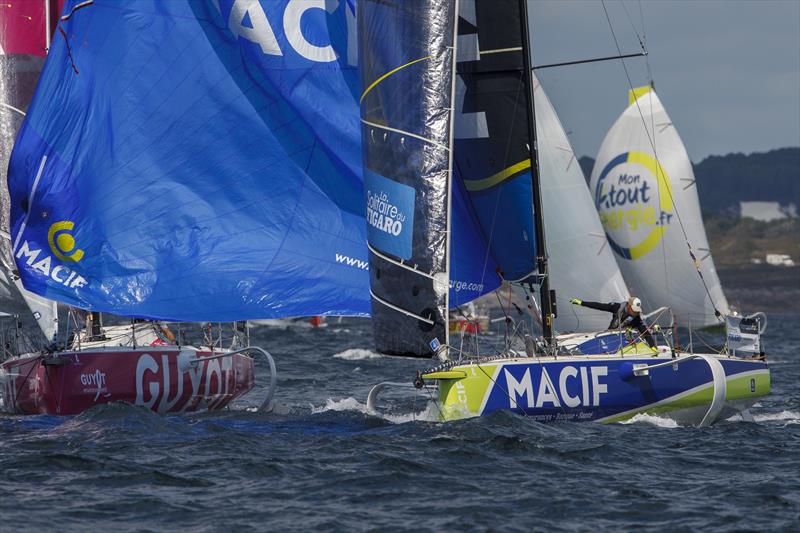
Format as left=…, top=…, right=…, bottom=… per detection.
left=47, top=221, right=84, bottom=262
left=595, top=151, right=674, bottom=260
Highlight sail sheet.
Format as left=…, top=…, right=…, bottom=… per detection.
left=589, top=87, right=729, bottom=328
left=359, top=0, right=458, bottom=356
left=9, top=0, right=372, bottom=321
left=532, top=73, right=630, bottom=333
left=453, top=0, right=538, bottom=283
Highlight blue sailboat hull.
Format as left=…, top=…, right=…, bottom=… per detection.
left=427, top=354, right=769, bottom=425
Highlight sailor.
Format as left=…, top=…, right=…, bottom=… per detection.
left=569, top=296, right=657, bottom=348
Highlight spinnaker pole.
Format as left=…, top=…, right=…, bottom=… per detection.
left=519, top=0, right=553, bottom=344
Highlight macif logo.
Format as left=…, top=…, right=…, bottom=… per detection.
left=48, top=221, right=84, bottom=262
left=17, top=220, right=88, bottom=289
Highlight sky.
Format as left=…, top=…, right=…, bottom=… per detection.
left=528, top=0, right=800, bottom=162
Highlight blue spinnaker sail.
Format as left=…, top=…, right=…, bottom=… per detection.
left=9, top=0, right=498, bottom=322
left=9, top=0, right=369, bottom=320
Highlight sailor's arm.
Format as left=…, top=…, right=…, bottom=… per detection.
left=570, top=300, right=619, bottom=313
left=631, top=318, right=657, bottom=348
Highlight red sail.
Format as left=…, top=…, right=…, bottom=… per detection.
left=0, top=0, right=63, bottom=57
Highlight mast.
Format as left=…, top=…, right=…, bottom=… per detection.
left=519, top=0, right=553, bottom=344
left=44, top=0, right=51, bottom=52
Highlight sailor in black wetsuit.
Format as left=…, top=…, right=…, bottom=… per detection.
left=569, top=296, right=656, bottom=348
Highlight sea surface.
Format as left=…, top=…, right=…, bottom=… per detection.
left=1, top=315, right=798, bottom=532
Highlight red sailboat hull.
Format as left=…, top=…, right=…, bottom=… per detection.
left=1, top=347, right=255, bottom=416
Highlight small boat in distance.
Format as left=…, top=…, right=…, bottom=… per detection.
left=249, top=316, right=327, bottom=329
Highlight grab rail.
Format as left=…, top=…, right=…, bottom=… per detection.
left=366, top=381, right=435, bottom=413
left=745, top=311, right=768, bottom=334
left=624, top=354, right=727, bottom=427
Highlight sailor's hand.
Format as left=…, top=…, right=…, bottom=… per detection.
left=570, top=299, right=582, bottom=305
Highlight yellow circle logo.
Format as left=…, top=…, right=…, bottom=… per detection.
left=48, top=221, right=84, bottom=262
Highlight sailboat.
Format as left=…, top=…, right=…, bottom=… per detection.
left=589, top=85, right=731, bottom=329
left=0, top=0, right=382, bottom=414
left=363, top=0, right=769, bottom=425
left=2, top=0, right=770, bottom=423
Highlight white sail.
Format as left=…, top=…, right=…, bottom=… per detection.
left=12, top=278, right=58, bottom=342
left=589, top=87, right=729, bottom=328
left=533, top=74, right=630, bottom=332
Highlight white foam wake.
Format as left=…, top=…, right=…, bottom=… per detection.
left=311, top=396, right=439, bottom=424
left=753, top=410, right=800, bottom=423
left=332, top=348, right=383, bottom=360
left=619, top=413, right=680, bottom=428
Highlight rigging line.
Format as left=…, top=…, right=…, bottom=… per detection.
left=619, top=0, right=646, bottom=54
left=637, top=0, right=653, bottom=84
left=477, top=70, right=527, bottom=292
left=600, top=1, right=723, bottom=320
left=474, top=363, right=530, bottom=418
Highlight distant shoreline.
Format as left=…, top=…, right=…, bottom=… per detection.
left=718, top=265, right=799, bottom=313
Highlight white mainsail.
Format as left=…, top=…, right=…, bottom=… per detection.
left=533, top=73, right=630, bottom=332
left=589, top=86, right=729, bottom=328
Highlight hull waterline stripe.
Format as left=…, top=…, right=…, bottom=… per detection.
left=595, top=368, right=769, bottom=424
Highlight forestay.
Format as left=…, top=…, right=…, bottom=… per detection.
left=589, top=87, right=729, bottom=328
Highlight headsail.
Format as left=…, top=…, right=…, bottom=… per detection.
left=359, top=0, right=459, bottom=357
left=532, top=73, right=630, bottom=332
left=9, top=0, right=371, bottom=321
left=590, top=87, right=729, bottom=328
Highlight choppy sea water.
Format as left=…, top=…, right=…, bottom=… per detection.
left=1, top=315, right=798, bottom=531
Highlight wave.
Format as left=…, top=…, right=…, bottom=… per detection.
left=751, top=410, right=800, bottom=424
left=619, top=413, right=680, bottom=428
left=332, top=348, right=383, bottom=360
left=311, top=397, right=439, bottom=424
